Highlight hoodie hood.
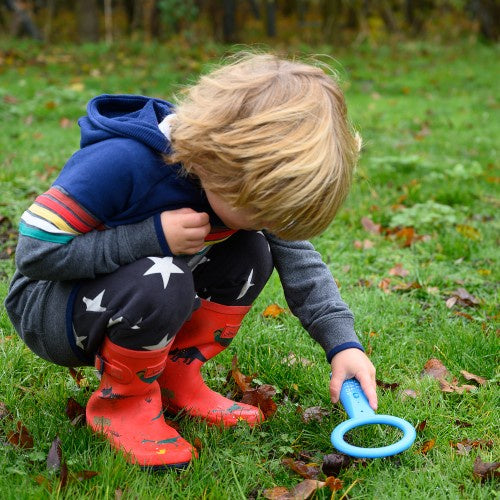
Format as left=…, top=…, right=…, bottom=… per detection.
left=78, top=94, right=174, bottom=153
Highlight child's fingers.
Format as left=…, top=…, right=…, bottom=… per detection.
left=181, top=211, right=210, bottom=228
left=355, top=371, right=378, bottom=410
left=329, top=371, right=345, bottom=404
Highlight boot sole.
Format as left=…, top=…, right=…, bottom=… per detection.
left=140, top=460, right=191, bottom=472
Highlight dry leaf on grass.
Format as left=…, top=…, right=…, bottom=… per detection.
left=241, top=384, right=277, bottom=419
left=473, top=456, right=500, bottom=481
left=460, top=370, right=487, bottom=385
left=389, top=263, right=409, bottom=277
left=421, top=358, right=451, bottom=380
left=301, top=406, right=330, bottom=424
left=418, top=439, right=436, bottom=455
left=65, top=397, right=86, bottom=426
left=262, top=304, right=287, bottom=318
left=263, top=480, right=326, bottom=500
left=281, top=458, right=320, bottom=479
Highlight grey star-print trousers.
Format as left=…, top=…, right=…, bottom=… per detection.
left=72, top=231, right=273, bottom=360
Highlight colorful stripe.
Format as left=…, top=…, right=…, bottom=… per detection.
left=204, top=229, right=236, bottom=247
left=19, top=185, right=103, bottom=244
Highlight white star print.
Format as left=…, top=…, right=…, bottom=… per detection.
left=189, top=255, right=210, bottom=271
left=237, top=269, right=255, bottom=300
left=143, top=333, right=173, bottom=350
left=143, top=257, right=184, bottom=289
left=257, top=231, right=271, bottom=252
left=73, top=325, right=87, bottom=350
left=82, top=290, right=107, bottom=312
left=131, top=318, right=142, bottom=330
left=107, top=316, right=123, bottom=328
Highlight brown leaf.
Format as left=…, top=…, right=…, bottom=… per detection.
left=354, top=239, right=374, bottom=250
left=282, top=353, right=312, bottom=367
left=47, top=436, right=63, bottom=471
left=301, top=406, right=330, bottom=424
left=262, top=304, right=286, bottom=318
left=263, top=487, right=290, bottom=499
left=388, top=263, right=409, bottom=277
left=361, top=216, right=381, bottom=234
left=392, top=281, right=421, bottom=292
left=453, top=311, right=474, bottom=321
left=451, top=439, right=494, bottom=456
left=325, top=476, right=343, bottom=492
left=416, top=420, right=427, bottom=433
left=401, top=389, right=418, bottom=399
left=418, top=439, right=436, bottom=454
left=439, top=379, right=476, bottom=394
left=65, top=397, right=86, bottom=426
left=70, top=470, right=98, bottom=482
left=321, top=453, right=352, bottom=476
left=282, top=458, right=320, bottom=480
left=454, top=419, right=472, bottom=428
left=230, top=355, right=253, bottom=393
left=392, top=227, right=416, bottom=247
left=421, top=358, right=450, bottom=380
left=7, top=420, right=34, bottom=449
left=286, top=479, right=326, bottom=499
left=378, top=278, right=392, bottom=293
left=68, top=368, right=85, bottom=387
left=241, top=384, right=277, bottom=419
left=473, top=456, right=500, bottom=481
left=449, top=288, right=480, bottom=308
left=460, top=370, right=487, bottom=385
left=376, top=379, right=399, bottom=391
left=193, top=437, right=203, bottom=452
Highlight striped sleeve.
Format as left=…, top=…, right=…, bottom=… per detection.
left=19, top=186, right=105, bottom=244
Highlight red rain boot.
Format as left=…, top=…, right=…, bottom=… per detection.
left=86, top=337, right=196, bottom=470
left=157, top=299, right=264, bottom=427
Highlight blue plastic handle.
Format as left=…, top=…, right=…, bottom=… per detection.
left=330, top=379, right=416, bottom=458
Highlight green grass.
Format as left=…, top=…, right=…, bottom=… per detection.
left=0, top=38, right=499, bottom=498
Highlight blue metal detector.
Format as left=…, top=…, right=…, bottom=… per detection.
left=331, top=378, right=416, bottom=458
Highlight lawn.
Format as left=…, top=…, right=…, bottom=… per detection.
left=0, top=38, right=498, bottom=499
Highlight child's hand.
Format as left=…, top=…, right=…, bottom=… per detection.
left=330, top=348, right=378, bottom=410
left=160, top=208, right=211, bottom=255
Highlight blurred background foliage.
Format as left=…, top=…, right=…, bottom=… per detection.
left=1, top=0, right=498, bottom=46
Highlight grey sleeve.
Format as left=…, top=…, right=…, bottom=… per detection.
left=15, top=217, right=164, bottom=281
left=265, top=231, right=363, bottom=361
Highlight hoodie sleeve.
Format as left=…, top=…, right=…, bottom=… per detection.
left=15, top=185, right=170, bottom=281
left=265, top=231, right=364, bottom=362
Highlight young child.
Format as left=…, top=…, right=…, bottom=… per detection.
left=5, top=53, right=376, bottom=470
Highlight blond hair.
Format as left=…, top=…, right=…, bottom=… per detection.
left=168, top=53, right=360, bottom=240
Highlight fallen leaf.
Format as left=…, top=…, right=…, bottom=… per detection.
left=241, top=384, right=277, bottom=419
left=392, top=281, right=421, bottom=292
left=65, top=398, right=86, bottom=426
left=71, top=470, right=98, bottom=482
left=448, top=288, right=480, bottom=308
left=388, top=263, right=409, bottom=277
left=321, top=453, right=352, bottom=477
left=416, top=420, right=427, bottom=433
left=282, top=458, right=320, bottom=479
left=454, top=419, right=472, bottom=428
left=262, top=304, right=286, bottom=318
left=361, top=216, right=381, bottom=234
left=456, top=224, right=481, bottom=241
left=460, top=370, right=487, bottom=385
left=301, top=406, right=330, bottom=424
left=378, top=278, right=392, bottom=293
left=401, top=389, right=418, bottom=399
left=453, top=311, right=474, bottom=321
left=439, top=379, right=476, bottom=394
left=354, top=239, right=374, bottom=250
left=446, top=296, right=458, bottom=308
left=376, top=379, right=399, bottom=391
left=286, top=479, right=326, bottom=499
left=263, top=487, right=290, bottom=499
left=282, top=353, right=312, bottom=367
left=230, top=355, right=253, bottom=393
left=473, top=456, right=500, bottom=481
left=421, top=358, right=451, bottom=380
left=325, top=476, right=343, bottom=492
left=418, top=439, right=435, bottom=454
left=47, top=436, right=62, bottom=471
left=7, top=420, right=34, bottom=449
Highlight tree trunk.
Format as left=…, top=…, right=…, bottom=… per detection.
left=265, top=0, right=276, bottom=37
left=76, top=0, right=99, bottom=42
left=6, top=0, right=43, bottom=40
left=222, top=0, right=237, bottom=43
left=470, top=0, right=500, bottom=41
